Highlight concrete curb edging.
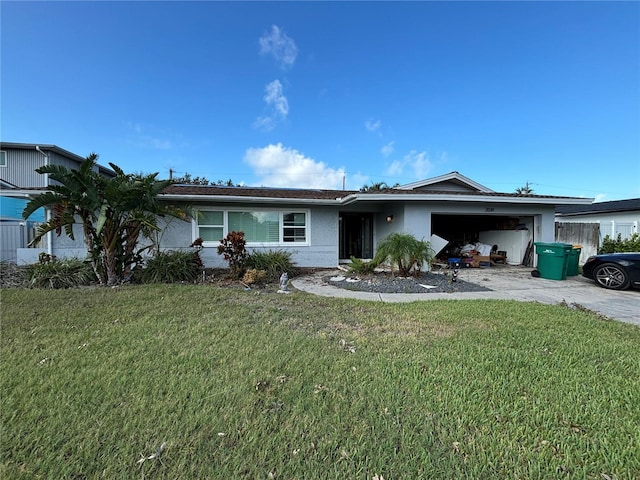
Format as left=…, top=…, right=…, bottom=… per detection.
left=291, top=268, right=640, bottom=327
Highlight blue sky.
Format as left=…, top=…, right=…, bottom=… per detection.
left=2, top=1, right=639, bottom=201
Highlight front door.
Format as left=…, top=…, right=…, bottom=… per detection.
left=339, top=213, right=373, bottom=260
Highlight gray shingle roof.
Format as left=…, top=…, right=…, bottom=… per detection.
left=556, top=198, right=640, bottom=215
left=162, top=184, right=356, bottom=200
left=163, top=184, right=585, bottom=201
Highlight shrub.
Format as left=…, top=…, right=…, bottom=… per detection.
left=599, top=233, right=640, bottom=254
left=217, top=231, right=248, bottom=278
left=245, top=249, right=296, bottom=282
left=141, top=250, right=203, bottom=284
left=26, top=258, right=95, bottom=289
left=373, top=233, right=434, bottom=277
left=242, top=268, right=267, bottom=285
left=346, top=256, right=378, bottom=275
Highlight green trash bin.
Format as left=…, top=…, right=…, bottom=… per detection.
left=566, top=245, right=582, bottom=276
left=534, top=242, right=572, bottom=280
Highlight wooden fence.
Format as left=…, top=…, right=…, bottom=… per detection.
left=555, top=222, right=600, bottom=264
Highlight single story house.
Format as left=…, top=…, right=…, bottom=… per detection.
left=151, top=171, right=593, bottom=269
left=2, top=143, right=594, bottom=268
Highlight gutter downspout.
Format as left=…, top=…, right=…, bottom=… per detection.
left=35, top=146, right=53, bottom=256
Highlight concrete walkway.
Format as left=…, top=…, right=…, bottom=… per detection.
left=292, top=265, right=640, bottom=327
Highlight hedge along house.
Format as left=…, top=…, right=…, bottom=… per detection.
left=156, top=172, right=594, bottom=269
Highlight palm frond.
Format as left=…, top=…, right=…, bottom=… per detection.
left=108, top=162, right=125, bottom=176
left=22, top=191, right=66, bottom=220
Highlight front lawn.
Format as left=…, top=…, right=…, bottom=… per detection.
left=1, top=285, right=639, bottom=479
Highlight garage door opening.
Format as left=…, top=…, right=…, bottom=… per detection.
left=432, top=214, right=534, bottom=266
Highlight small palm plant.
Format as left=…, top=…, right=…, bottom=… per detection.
left=373, top=233, right=434, bottom=277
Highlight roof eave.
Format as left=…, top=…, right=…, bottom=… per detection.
left=0, top=142, right=117, bottom=177
left=0, top=188, right=42, bottom=198
left=345, top=193, right=594, bottom=205
left=159, top=193, right=343, bottom=205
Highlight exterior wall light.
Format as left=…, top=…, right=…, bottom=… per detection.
left=386, top=214, right=394, bottom=223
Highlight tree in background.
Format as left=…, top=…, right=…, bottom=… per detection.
left=360, top=181, right=400, bottom=192
left=171, top=172, right=236, bottom=186
left=23, top=154, right=183, bottom=286
left=515, top=182, right=534, bottom=195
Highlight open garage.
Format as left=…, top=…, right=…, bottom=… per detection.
left=431, top=213, right=535, bottom=265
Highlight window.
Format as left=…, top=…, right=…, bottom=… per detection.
left=229, top=211, right=280, bottom=243
left=198, top=210, right=224, bottom=242
left=0, top=151, right=6, bottom=167
left=196, top=209, right=308, bottom=245
left=283, top=212, right=307, bottom=242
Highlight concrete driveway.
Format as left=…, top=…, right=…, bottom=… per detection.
left=292, top=265, right=640, bottom=327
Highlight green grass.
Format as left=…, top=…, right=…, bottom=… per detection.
left=1, top=285, right=639, bottom=479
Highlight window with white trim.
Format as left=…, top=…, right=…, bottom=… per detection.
left=196, top=209, right=309, bottom=245
left=198, top=210, right=224, bottom=242
left=283, top=212, right=307, bottom=242
left=0, top=151, right=6, bottom=167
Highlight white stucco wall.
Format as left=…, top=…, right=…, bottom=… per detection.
left=17, top=223, right=88, bottom=264
left=401, top=203, right=432, bottom=242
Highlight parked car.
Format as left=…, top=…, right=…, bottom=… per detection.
left=582, top=253, right=640, bottom=290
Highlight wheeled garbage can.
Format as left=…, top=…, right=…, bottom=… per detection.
left=566, top=245, right=582, bottom=276
left=534, top=242, right=572, bottom=280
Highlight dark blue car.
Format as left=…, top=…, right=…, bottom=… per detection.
left=582, top=253, right=640, bottom=290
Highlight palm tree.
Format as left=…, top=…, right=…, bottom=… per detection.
left=23, top=153, right=105, bottom=280
left=360, top=181, right=390, bottom=192
left=515, top=182, right=534, bottom=195
left=23, top=154, right=180, bottom=285
left=373, top=233, right=434, bottom=277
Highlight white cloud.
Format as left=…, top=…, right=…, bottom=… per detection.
left=386, top=150, right=433, bottom=180
left=264, top=80, right=288, bottom=117
left=254, top=80, right=289, bottom=131
left=244, top=143, right=346, bottom=189
left=365, top=119, right=381, bottom=132
left=593, top=193, right=608, bottom=203
left=381, top=141, right=395, bottom=157
left=259, top=25, right=298, bottom=69
left=253, top=116, right=276, bottom=131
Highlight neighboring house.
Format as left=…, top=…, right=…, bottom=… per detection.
left=555, top=198, right=640, bottom=263
left=556, top=198, right=640, bottom=241
left=0, top=142, right=115, bottom=263
left=2, top=144, right=594, bottom=269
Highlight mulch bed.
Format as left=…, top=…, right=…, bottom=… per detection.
left=324, top=271, right=493, bottom=294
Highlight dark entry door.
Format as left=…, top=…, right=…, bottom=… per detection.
left=339, top=213, right=373, bottom=259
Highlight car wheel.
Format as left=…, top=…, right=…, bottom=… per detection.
left=593, top=263, right=630, bottom=290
